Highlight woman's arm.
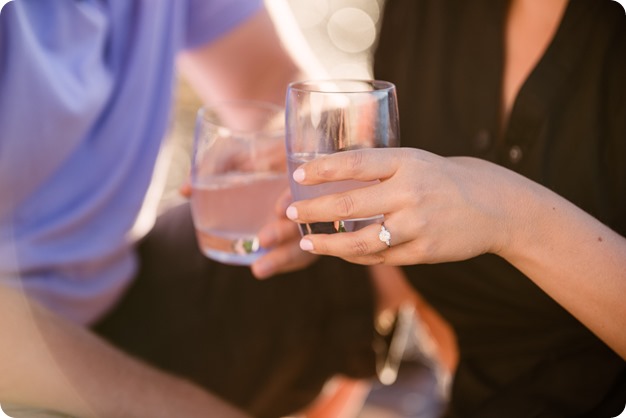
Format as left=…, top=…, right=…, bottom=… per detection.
left=285, top=148, right=626, bottom=359
left=491, top=156, right=626, bottom=360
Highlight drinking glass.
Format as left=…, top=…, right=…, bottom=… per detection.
left=190, top=100, right=287, bottom=265
left=285, top=79, right=400, bottom=235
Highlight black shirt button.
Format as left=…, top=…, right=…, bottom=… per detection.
left=508, top=145, right=523, bottom=163
left=474, top=129, right=492, bottom=151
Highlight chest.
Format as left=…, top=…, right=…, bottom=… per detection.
left=373, top=0, right=625, bottom=227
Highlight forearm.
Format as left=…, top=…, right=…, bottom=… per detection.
left=499, top=179, right=626, bottom=359
left=177, top=9, right=302, bottom=107
left=0, top=286, right=249, bottom=418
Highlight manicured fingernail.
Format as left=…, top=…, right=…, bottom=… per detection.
left=286, top=206, right=298, bottom=220
left=300, top=239, right=314, bottom=251
left=292, top=168, right=305, bottom=183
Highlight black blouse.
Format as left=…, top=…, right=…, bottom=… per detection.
left=374, top=0, right=626, bottom=416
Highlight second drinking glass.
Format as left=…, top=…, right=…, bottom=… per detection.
left=191, top=100, right=287, bottom=265
left=285, top=79, right=400, bottom=235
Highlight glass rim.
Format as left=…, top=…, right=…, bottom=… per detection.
left=196, top=99, right=285, bottom=136
left=287, top=79, right=396, bottom=94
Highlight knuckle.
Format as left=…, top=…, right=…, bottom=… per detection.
left=346, top=151, right=364, bottom=172
left=316, top=160, right=336, bottom=180
left=351, top=238, right=371, bottom=257
left=372, top=254, right=386, bottom=265
left=401, top=188, right=423, bottom=208
left=413, top=239, right=436, bottom=261
left=336, top=194, right=356, bottom=218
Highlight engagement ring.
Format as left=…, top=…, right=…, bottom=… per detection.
left=379, top=223, right=391, bottom=248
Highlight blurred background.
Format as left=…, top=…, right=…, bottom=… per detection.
left=154, top=1, right=444, bottom=417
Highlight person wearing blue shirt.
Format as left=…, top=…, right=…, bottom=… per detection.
left=0, top=1, right=380, bottom=417
left=0, top=0, right=273, bottom=325
left=286, top=0, right=626, bottom=416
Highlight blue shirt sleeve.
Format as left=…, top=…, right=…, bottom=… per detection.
left=183, top=0, right=264, bottom=50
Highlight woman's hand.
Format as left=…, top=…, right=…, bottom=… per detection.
left=251, top=188, right=319, bottom=279
left=285, top=148, right=521, bottom=266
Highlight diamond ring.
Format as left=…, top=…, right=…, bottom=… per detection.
left=379, top=223, right=391, bottom=248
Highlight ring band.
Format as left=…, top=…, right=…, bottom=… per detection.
left=379, top=223, right=391, bottom=248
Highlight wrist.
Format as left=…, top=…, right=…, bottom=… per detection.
left=494, top=173, right=558, bottom=265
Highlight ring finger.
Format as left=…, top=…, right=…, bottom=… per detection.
left=299, top=216, right=405, bottom=260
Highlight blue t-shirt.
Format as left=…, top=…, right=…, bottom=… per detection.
left=0, top=0, right=263, bottom=324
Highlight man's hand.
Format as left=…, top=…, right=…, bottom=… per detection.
left=252, top=189, right=319, bottom=279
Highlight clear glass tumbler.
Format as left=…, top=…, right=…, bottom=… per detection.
left=285, top=79, right=400, bottom=235
left=191, top=100, right=287, bottom=265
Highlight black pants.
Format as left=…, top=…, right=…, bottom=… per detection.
left=93, top=203, right=376, bottom=418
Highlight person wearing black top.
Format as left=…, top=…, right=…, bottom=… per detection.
left=287, top=0, right=626, bottom=416
left=4, top=1, right=622, bottom=417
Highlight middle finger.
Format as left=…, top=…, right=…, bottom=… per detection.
left=286, top=182, right=395, bottom=226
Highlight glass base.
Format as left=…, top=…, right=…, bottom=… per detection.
left=202, top=248, right=267, bottom=266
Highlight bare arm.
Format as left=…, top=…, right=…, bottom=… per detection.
left=285, top=149, right=626, bottom=360
left=492, top=159, right=626, bottom=360
left=0, top=285, right=249, bottom=418
left=177, top=8, right=301, bottom=107
left=177, top=8, right=317, bottom=280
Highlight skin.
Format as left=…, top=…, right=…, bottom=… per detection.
left=0, top=284, right=250, bottom=418
left=177, top=8, right=320, bottom=281
left=1, top=8, right=298, bottom=417
left=178, top=1, right=626, bottom=416
left=276, top=0, right=626, bottom=363
left=284, top=147, right=626, bottom=363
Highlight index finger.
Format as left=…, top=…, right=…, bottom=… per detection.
left=292, top=148, right=403, bottom=185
